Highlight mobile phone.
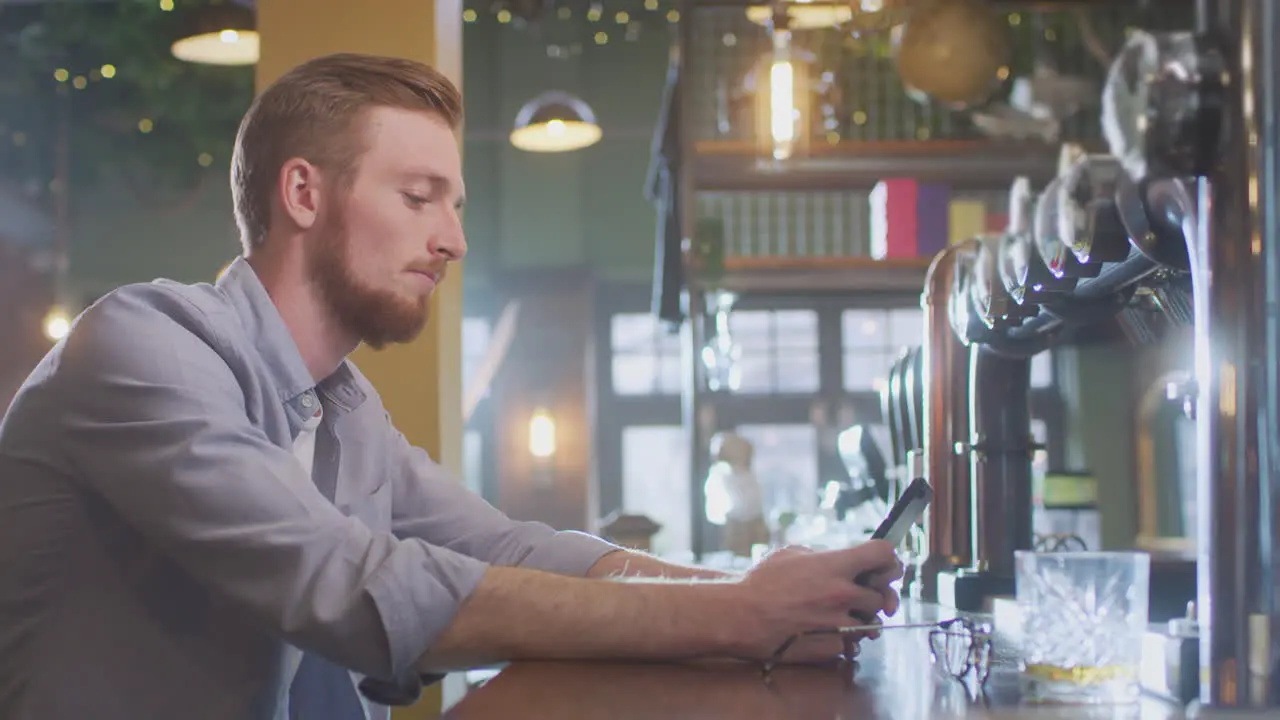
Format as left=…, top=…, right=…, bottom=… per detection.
left=850, top=478, right=933, bottom=619
left=869, top=477, right=933, bottom=548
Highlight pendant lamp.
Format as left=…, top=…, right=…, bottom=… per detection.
left=171, top=1, right=259, bottom=66
left=509, top=91, right=602, bottom=153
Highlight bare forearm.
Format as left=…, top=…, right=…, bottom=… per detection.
left=586, top=548, right=736, bottom=581
left=417, top=565, right=743, bottom=672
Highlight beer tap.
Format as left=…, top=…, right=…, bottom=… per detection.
left=1097, top=11, right=1280, bottom=708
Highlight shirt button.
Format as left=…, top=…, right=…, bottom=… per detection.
left=300, top=394, right=315, bottom=409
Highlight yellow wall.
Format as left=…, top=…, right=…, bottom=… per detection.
left=255, top=0, right=466, bottom=715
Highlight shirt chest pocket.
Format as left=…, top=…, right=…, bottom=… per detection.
left=343, top=480, right=393, bottom=532
left=331, top=433, right=395, bottom=532
left=322, top=407, right=396, bottom=532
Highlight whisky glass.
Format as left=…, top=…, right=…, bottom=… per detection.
left=1015, top=551, right=1151, bottom=704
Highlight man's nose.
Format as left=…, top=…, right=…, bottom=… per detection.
left=430, top=212, right=467, bottom=260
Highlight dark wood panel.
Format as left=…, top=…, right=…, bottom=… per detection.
left=691, top=256, right=934, bottom=295
left=0, top=245, right=52, bottom=412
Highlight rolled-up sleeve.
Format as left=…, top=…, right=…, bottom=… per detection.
left=54, top=292, right=486, bottom=680
left=389, top=429, right=619, bottom=578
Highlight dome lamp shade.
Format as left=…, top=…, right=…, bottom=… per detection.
left=509, top=91, right=602, bottom=153
left=171, top=2, right=259, bottom=66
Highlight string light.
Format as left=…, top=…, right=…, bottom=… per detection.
left=197, top=152, right=213, bottom=167
left=159, top=0, right=174, bottom=10
left=462, top=1, right=677, bottom=43
left=54, top=65, right=116, bottom=86
left=138, top=118, right=154, bottom=133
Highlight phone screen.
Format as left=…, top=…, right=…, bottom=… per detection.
left=869, top=477, right=933, bottom=548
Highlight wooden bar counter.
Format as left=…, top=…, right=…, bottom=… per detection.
left=441, top=602, right=1184, bottom=719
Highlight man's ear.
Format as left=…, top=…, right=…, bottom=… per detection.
left=276, top=157, right=325, bottom=231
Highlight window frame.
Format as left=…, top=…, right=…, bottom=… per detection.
left=594, top=284, right=1069, bottom=558
left=608, top=311, right=684, bottom=397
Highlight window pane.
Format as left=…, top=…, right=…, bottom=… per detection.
left=1030, top=418, right=1049, bottom=477
left=462, top=363, right=478, bottom=400
left=462, top=317, right=491, bottom=361
left=1030, top=418, right=1048, bottom=443
left=612, top=354, right=659, bottom=395
left=463, top=429, right=483, bottom=497
left=1030, top=351, right=1054, bottom=388
left=728, top=310, right=773, bottom=352
left=621, top=426, right=691, bottom=558
left=775, top=351, right=820, bottom=393
left=611, top=313, right=657, bottom=353
left=773, top=310, right=818, bottom=348
left=843, top=350, right=894, bottom=392
left=461, top=317, right=492, bottom=397
left=887, top=308, right=924, bottom=350
left=656, top=325, right=683, bottom=356
left=734, top=354, right=774, bottom=394
left=658, top=354, right=683, bottom=395
left=842, top=309, right=888, bottom=350
left=736, top=424, right=820, bottom=516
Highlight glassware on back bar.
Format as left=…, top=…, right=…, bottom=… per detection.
left=1015, top=550, right=1151, bottom=704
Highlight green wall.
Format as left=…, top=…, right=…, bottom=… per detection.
left=63, top=17, right=671, bottom=302
left=460, top=15, right=670, bottom=298
left=68, top=177, right=240, bottom=297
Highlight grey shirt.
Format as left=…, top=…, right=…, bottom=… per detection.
left=0, top=258, right=618, bottom=719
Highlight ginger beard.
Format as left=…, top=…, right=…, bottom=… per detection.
left=307, top=198, right=435, bottom=350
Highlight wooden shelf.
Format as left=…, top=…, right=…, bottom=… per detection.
left=691, top=255, right=934, bottom=295
left=692, top=138, right=1062, bottom=192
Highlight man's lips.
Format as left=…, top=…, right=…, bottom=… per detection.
left=407, top=266, right=445, bottom=287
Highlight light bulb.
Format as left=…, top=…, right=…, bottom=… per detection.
left=768, top=30, right=798, bottom=161
left=43, top=307, right=71, bottom=342
left=528, top=408, right=557, bottom=459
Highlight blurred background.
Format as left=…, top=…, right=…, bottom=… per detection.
left=0, top=0, right=1197, bottom=571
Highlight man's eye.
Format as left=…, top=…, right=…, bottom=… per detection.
left=402, top=193, right=429, bottom=208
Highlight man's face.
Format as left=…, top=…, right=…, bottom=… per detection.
left=308, top=106, right=467, bottom=349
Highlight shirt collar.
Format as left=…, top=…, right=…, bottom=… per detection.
left=216, top=257, right=366, bottom=414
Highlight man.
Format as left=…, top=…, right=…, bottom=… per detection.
left=0, top=53, right=901, bottom=719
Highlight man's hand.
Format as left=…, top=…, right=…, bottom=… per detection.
left=722, top=541, right=903, bottom=663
